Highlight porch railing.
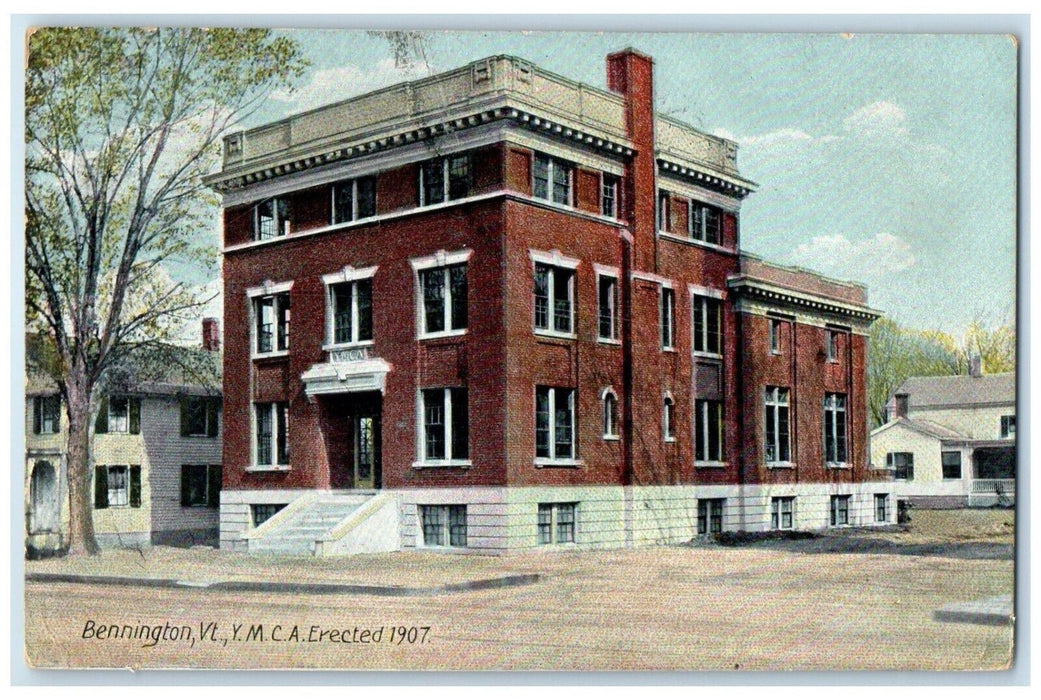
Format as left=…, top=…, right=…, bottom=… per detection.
left=971, top=479, right=1016, bottom=495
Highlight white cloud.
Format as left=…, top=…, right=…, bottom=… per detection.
left=841, top=101, right=909, bottom=138
left=271, top=59, right=419, bottom=112
left=784, top=232, right=916, bottom=282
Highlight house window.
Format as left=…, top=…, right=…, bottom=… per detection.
left=769, top=318, right=782, bottom=355
left=537, top=503, right=577, bottom=545
left=692, top=296, right=721, bottom=355
left=690, top=202, right=722, bottom=245
left=536, top=386, right=575, bottom=461
left=253, top=292, right=290, bottom=354
left=830, top=495, right=851, bottom=526
left=533, top=263, right=575, bottom=334
left=420, top=504, right=467, bottom=547
left=823, top=393, right=848, bottom=465
left=887, top=452, right=914, bottom=480
left=33, top=395, right=61, bottom=434
left=254, top=402, right=289, bottom=468
left=251, top=503, right=285, bottom=527
left=764, top=387, right=791, bottom=464
left=875, top=494, right=889, bottom=523
left=660, top=286, right=676, bottom=350
left=697, top=499, right=724, bottom=535
left=253, top=197, right=291, bottom=240
left=1000, top=415, right=1016, bottom=438
left=327, top=279, right=373, bottom=346
left=533, top=153, right=571, bottom=205
left=180, top=465, right=221, bottom=508
left=771, top=496, right=794, bottom=530
left=180, top=397, right=220, bottom=437
left=663, top=394, right=676, bottom=442
left=332, top=176, right=377, bottom=224
left=602, top=389, right=619, bottom=439
left=597, top=274, right=618, bottom=341
left=94, top=465, right=141, bottom=509
left=657, top=189, right=670, bottom=231
left=95, top=396, right=141, bottom=435
left=420, top=153, right=472, bottom=206
left=601, top=174, right=619, bottom=218
left=826, top=329, right=841, bottom=362
left=420, top=265, right=467, bottom=335
left=420, top=388, right=469, bottom=462
left=942, top=451, right=962, bottom=479
left=695, top=399, right=724, bottom=462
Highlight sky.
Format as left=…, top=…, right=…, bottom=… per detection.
left=198, top=30, right=1018, bottom=338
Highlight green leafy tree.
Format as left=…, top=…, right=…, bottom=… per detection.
left=25, top=27, right=305, bottom=555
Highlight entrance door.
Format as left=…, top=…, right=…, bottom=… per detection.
left=29, top=460, right=59, bottom=533
left=354, top=414, right=381, bottom=490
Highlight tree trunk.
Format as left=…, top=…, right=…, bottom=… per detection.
left=64, top=369, right=100, bottom=556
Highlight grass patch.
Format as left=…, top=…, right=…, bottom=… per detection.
left=711, top=530, right=817, bottom=547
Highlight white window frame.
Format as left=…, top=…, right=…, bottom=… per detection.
left=1000, top=415, right=1016, bottom=439
left=250, top=402, right=289, bottom=472
left=941, top=451, right=963, bottom=480
left=874, top=493, right=889, bottom=523
left=697, top=498, right=725, bottom=535
left=689, top=200, right=723, bottom=244
left=322, top=265, right=378, bottom=350
left=537, top=502, right=577, bottom=545
left=830, top=495, right=851, bottom=527
left=106, top=465, right=130, bottom=508
left=331, top=176, right=377, bottom=224
left=692, top=295, right=722, bottom=357
left=764, top=386, right=792, bottom=466
left=601, top=387, right=619, bottom=440
left=533, top=153, right=573, bottom=206
left=601, top=173, right=619, bottom=219
left=823, top=392, right=848, bottom=467
left=419, top=153, right=472, bottom=207
left=887, top=451, right=914, bottom=480
left=253, top=196, right=290, bottom=240
left=419, top=504, right=468, bottom=548
left=530, top=249, right=580, bottom=340
left=246, top=280, right=294, bottom=358
left=771, top=496, right=795, bottom=530
left=660, top=285, right=676, bottom=351
left=35, top=395, right=61, bottom=434
left=414, top=387, right=471, bottom=468
left=657, top=189, right=670, bottom=232
left=107, top=397, right=131, bottom=434
left=410, top=249, right=473, bottom=340
left=535, top=386, right=579, bottom=466
left=596, top=270, right=619, bottom=343
left=663, top=392, right=676, bottom=443
left=826, top=328, right=841, bottom=363
left=694, top=398, right=725, bottom=464
left=769, top=318, right=782, bottom=355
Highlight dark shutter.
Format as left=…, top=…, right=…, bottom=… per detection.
left=32, top=398, right=41, bottom=434
left=94, top=466, right=109, bottom=509
left=206, top=399, right=220, bottom=438
left=180, top=466, right=192, bottom=507
left=95, top=397, right=109, bottom=434
left=129, top=398, right=141, bottom=434
left=208, top=465, right=222, bottom=508
left=180, top=399, right=190, bottom=437
left=129, top=465, right=142, bottom=508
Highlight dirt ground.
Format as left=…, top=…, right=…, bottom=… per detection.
left=23, top=508, right=1016, bottom=672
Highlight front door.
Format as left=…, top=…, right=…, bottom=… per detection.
left=354, top=414, right=381, bottom=490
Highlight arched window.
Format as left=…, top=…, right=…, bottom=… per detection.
left=663, top=392, right=676, bottom=442
left=601, top=388, right=619, bottom=439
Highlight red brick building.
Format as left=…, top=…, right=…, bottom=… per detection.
left=205, top=50, right=891, bottom=554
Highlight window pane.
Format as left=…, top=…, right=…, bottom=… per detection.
left=448, top=505, right=467, bottom=547
left=449, top=265, right=468, bottom=330
left=422, top=270, right=445, bottom=333
left=777, top=405, right=790, bottom=462
left=552, top=160, right=571, bottom=204
left=256, top=199, right=275, bottom=239
left=553, top=268, right=572, bottom=332
left=422, top=506, right=444, bottom=546
left=356, top=280, right=373, bottom=341
left=533, top=265, right=550, bottom=330
left=557, top=503, right=575, bottom=543
left=109, top=398, right=129, bottom=433
left=537, top=504, right=552, bottom=545
left=533, top=155, right=550, bottom=200
left=357, top=176, right=376, bottom=218
left=256, top=296, right=274, bottom=352
left=447, top=155, right=471, bottom=200
left=108, top=466, right=128, bottom=506
left=535, top=388, right=551, bottom=458
left=276, top=403, right=289, bottom=465
left=423, top=389, right=445, bottom=460
left=333, top=284, right=352, bottom=344
left=554, top=389, right=574, bottom=458
left=422, top=160, right=444, bottom=205
left=601, top=176, right=616, bottom=217
left=598, top=276, right=616, bottom=339
left=451, top=388, right=469, bottom=460
left=276, top=293, right=290, bottom=351
left=706, top=299, right=720, bottom=354
left=256, top=404, right=272, bottom=465
left=705, top=206, right=721, bottom=245
left=333, top=181, right=353, bottom=223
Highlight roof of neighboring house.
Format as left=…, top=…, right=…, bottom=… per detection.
left=26, top=346, right=222, bottom=398
left=894, top=373, right=1015, bottom=409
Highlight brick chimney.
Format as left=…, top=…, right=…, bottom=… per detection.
left=607, top=48, right=656, bottom=273
left=968, top=354, right=983, bottom=378
left=202, top=317, right=221, bottom=352
left=892, top=393, right=909, bottom=420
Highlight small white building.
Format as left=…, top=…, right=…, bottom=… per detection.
left=870, top=369, right=1015, bottom=508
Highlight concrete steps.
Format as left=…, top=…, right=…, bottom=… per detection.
left=248, top=493, right=375, bottom=555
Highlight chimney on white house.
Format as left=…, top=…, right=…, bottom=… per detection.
left=892, top=393, right=909, bottom=420
left=969, top=354, right=983, bottom=378
left=202, top=317, right=221, bottom=352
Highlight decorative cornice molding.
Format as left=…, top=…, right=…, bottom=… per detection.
left=656, top=157, right=757, bottom=198
left=728, top=275, right=882, bottom=322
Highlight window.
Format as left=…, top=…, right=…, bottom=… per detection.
left=1000, top=415, right=1016, bottom=438
left=697, top=499, right=724, bottom=535
left=94, top=465, right=141, bottom=509
left=94, top=396, right=141, bottom=435
left=823, top=393, right=848, bottom=465
left=327, top=279, right=373, bottom=345
left=875, top=494, right=889, bottom=523
left=536, top=386, right=576, bottom=461
left=942, top=451, right=962, bottom=479
left=533, top=153, right=571, bottom=205
left=597, top=274, right=618, bottom=341
left=602, top=389, right=619, bottom=439
left=533, top=263, right=575, bottom=335
left=332, top=176, right=376, bottom=224
left=253, top=197, right=291, bottom=240
left=33, top=395, right=61, bottom=434
left=764, top=387, right=791, bottom=464
left=254, top=402, right=289, bottom=468
left=690, top=202, right=722, bottom=245
left=771, top=496, right=794, bottom=530
left=660, top=287, right=676, bottom=350
left=663, top=394, right=676, bottom=442
left=421, top=154, right=472, bottom=206
left=769, top=318, right=782, bottom=354
left=253, top=292, right=290, bottom=354
left=601, top=174, right=619, bottom=218
left=830, top=495, right=850, bottom=526
left=420, top=504, right=467, bottom=547
left=420, top=388, right=469, bottom=463
left=657, top=189, right=670, bottom=231
left=826, top=329, right=841, bottom=362
left=887, top=452, right=914, bottom=480
left=692, top=296, right=721, bottom=355
left=537, top=503, right=577, bottom=545
left=180, top=397, right=220, bottom=437
left=251, top=503, right=286, bottom=527
left=420, top=265, right=467, bottom=335
left=695, top=399, right=724, bottom=462
left=180, top=465, right=221, bottom=508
